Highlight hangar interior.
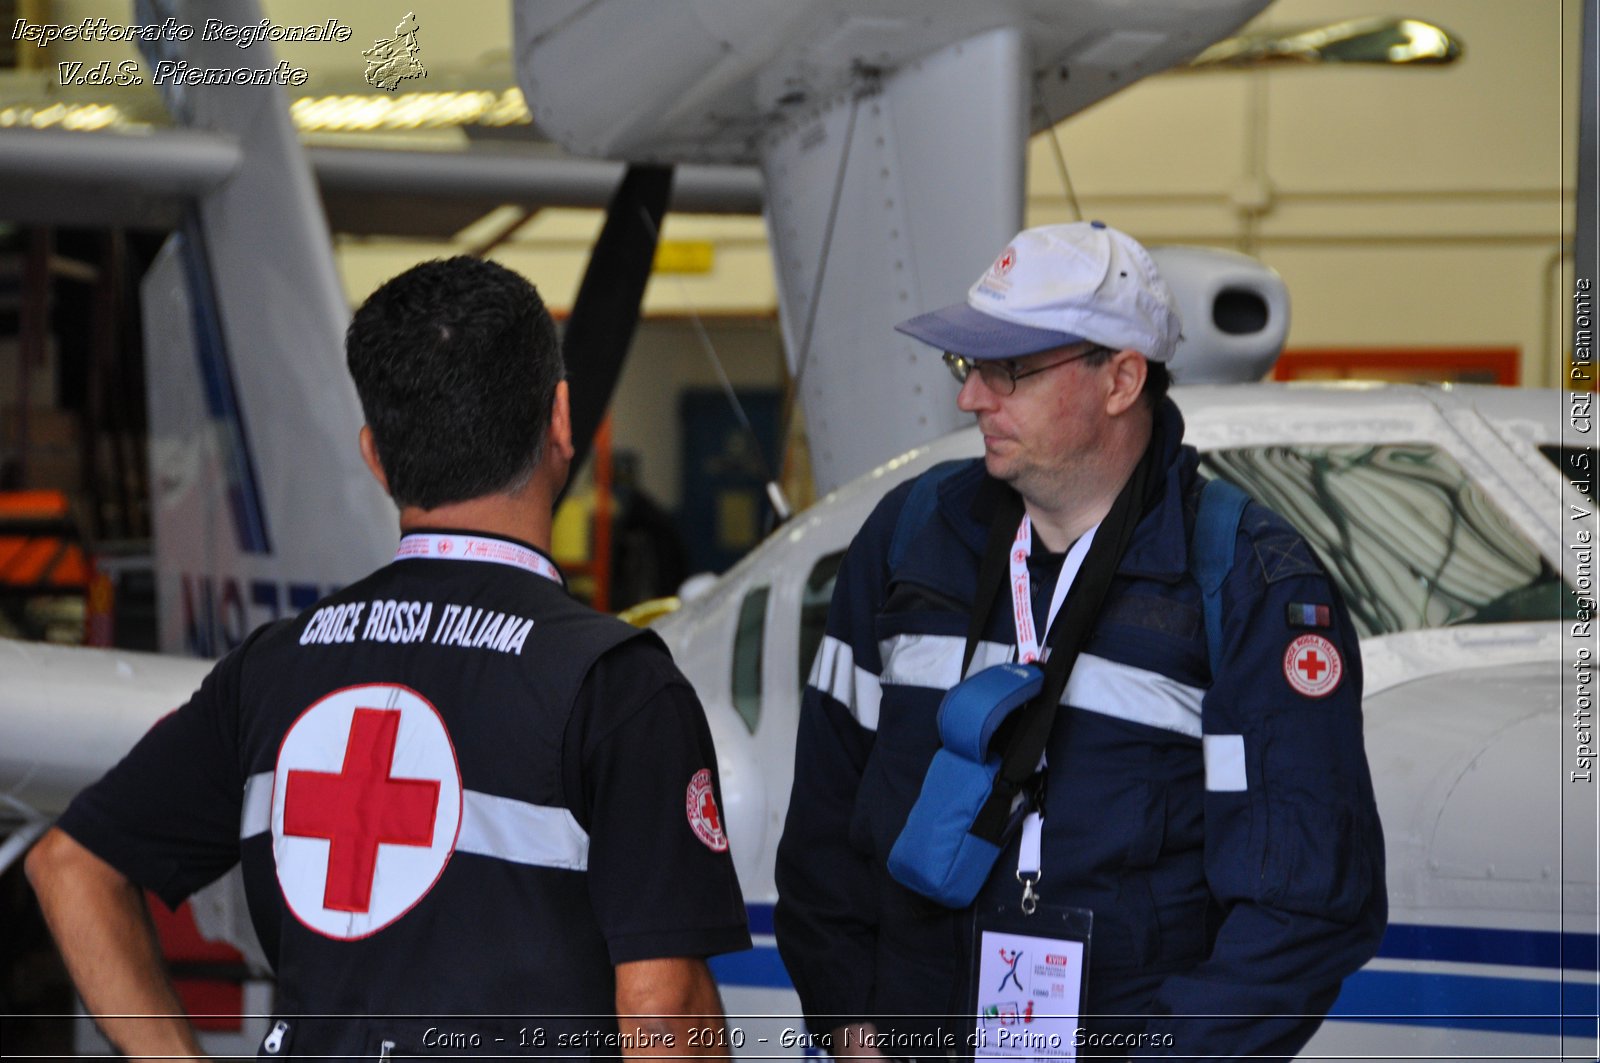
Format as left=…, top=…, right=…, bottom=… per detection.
left=0, top=2, right=1594, bottom=1057
left=0, top=0, right=1586, bottom=626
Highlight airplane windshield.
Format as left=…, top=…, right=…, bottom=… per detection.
left=733, top=586, right=769, bottom=734
left=799, top=553, right=845, bottom=694
left=1201, top=442, right=1570, bottom=638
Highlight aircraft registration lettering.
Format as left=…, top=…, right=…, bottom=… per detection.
left=181, top=574, right=325, bottom=657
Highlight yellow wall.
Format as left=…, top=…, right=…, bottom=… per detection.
left=1035, top=0, right=1582, bottom=385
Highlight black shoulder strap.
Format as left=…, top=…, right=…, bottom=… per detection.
left=961, top=488, right=1025, bottom=678
left=969, top=439, right=1160, bottom=844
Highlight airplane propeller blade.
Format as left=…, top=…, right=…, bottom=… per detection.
left=560, top=163, right=673, bottom=493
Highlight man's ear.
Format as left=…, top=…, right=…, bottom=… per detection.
left=358, top=426, right=391, bottom=496
left=549, top=380, right=575, bottom=465
left=1104, top=350, right=1149, bottom=417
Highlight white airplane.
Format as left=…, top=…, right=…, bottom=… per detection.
left=660, top=379, right=1597, bottom=1060
left=1, top=0, right=1594, bottom=1059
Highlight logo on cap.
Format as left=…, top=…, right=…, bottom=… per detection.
left=992, top=247, right=1017, bottom=277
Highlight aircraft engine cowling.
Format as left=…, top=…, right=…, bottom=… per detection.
left=1150, top=245, right=1290, bottom=385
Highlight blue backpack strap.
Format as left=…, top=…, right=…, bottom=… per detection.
left=1192, top=478, right=1250, bottom=678
left=888, top=460, right=966, bottom=573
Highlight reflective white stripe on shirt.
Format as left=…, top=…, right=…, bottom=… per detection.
left=241, top=771, right=273, bottom=837
left=1062, top=653, right=1205, bottom=739
left=240, top=771, right=591, bottom=871
left=808, top=635, right=884, bottom=731
left=455, top=791, right=589, bottom=871
left=869, top=637, right=1205, bottom=739
left=1203, top=733, right=1249, bottom=792
left=877, top=632, right=1014, bottom=690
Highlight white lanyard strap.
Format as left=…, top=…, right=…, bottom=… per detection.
left=1008, top=515, right=1098, bottom=663
left=1007, top=514, right=1101, bottom=895
left=1017, top=810, right=1045, bottom=914
left=395, top=533, right=564, bottom=587
left=1017, top=810, right=1044, bottom=877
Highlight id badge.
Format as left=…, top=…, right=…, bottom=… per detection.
left=969, top=902, right=1091, bottom=1060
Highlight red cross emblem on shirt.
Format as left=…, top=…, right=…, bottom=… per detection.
left=283, top=708, right=440, bottom=913
left=1296, top=651, right=1327, bottom=681
left=699, top=790, right=721, bottom=835
left=1284, top=634, right=1342, bottom=698
left=686, top=768, right=728, bottom=852
left=272, top=684, right=460, bottom=939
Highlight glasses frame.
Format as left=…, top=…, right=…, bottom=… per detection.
left=942, top=345, right=1113, bottom=396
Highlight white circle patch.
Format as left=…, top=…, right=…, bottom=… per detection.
left=686, top=768, right=728, bottom=852
left=1284, top=635, right=1343, bottom=698
left=271, top=683, right=461, bottom=940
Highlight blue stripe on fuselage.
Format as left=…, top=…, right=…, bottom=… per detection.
left=1377, top=922, right=1599, bottom=971
left=175, top=211, right=272, bottom=555
left=721, top=907, right=1600, bottom=1037
left=1329, top=969, right=1598, bottom=1037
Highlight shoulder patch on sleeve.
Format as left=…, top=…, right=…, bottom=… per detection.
left=1253, top=534, right=1321, bottom=584
left=686, top=768, right=729, bottom=852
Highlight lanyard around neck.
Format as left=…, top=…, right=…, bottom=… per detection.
left=1008, top=514, right=1100, bottom=904
left=1008, top=515, right=1099, bottom=664
left=394, top=532, right=564, bottom=587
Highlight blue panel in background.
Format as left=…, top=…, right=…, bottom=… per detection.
left=679, top=389, right=781, bottom=574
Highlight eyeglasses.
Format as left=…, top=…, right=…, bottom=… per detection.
left=942, top=345, right=1111, bottom=396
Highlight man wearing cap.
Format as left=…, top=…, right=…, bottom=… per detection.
left=774, top=222, right=1385, bottom=1060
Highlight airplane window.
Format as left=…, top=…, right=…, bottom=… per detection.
left=799, top=552, right=846, bottom=692
left=732, top=586, right=769, bottom=734
left=1201, top=443, right=1571, bottom=637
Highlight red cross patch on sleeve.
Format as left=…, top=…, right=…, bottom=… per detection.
left=685, top=768, right=728, bottom=852
left=1284, top=634, right=1343, bottom=698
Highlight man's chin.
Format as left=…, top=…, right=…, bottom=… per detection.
left=982, top=453, right=1017, bottom=483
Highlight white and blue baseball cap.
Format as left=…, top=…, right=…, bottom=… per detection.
left=894, top=221, right=1182, bottom=363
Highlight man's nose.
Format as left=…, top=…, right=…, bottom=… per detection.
left=956, top=369, right=994, bottom=413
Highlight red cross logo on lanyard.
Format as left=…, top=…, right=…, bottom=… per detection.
left=283, top=709, right=440, bottom=913
left=273, top=684, right=461, bottom=939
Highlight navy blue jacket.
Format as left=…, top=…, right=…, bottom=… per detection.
left=774, top=399, right=1386, bottom=1060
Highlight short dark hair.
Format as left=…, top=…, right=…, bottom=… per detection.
left=1082, top=344, right=1170, bottom=408
left=346, top=257, right=565, bottom=510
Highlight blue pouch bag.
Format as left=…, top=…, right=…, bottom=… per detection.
left=886, top=662, right=1043, bottom=907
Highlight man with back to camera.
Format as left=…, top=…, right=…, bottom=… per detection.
left=26, top=256, right=750, bottom=1059
left=774, top=222, right=1386, bottom=1060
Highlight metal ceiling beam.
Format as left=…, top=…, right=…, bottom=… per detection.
left=0, top=128, right=765, bottom=231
